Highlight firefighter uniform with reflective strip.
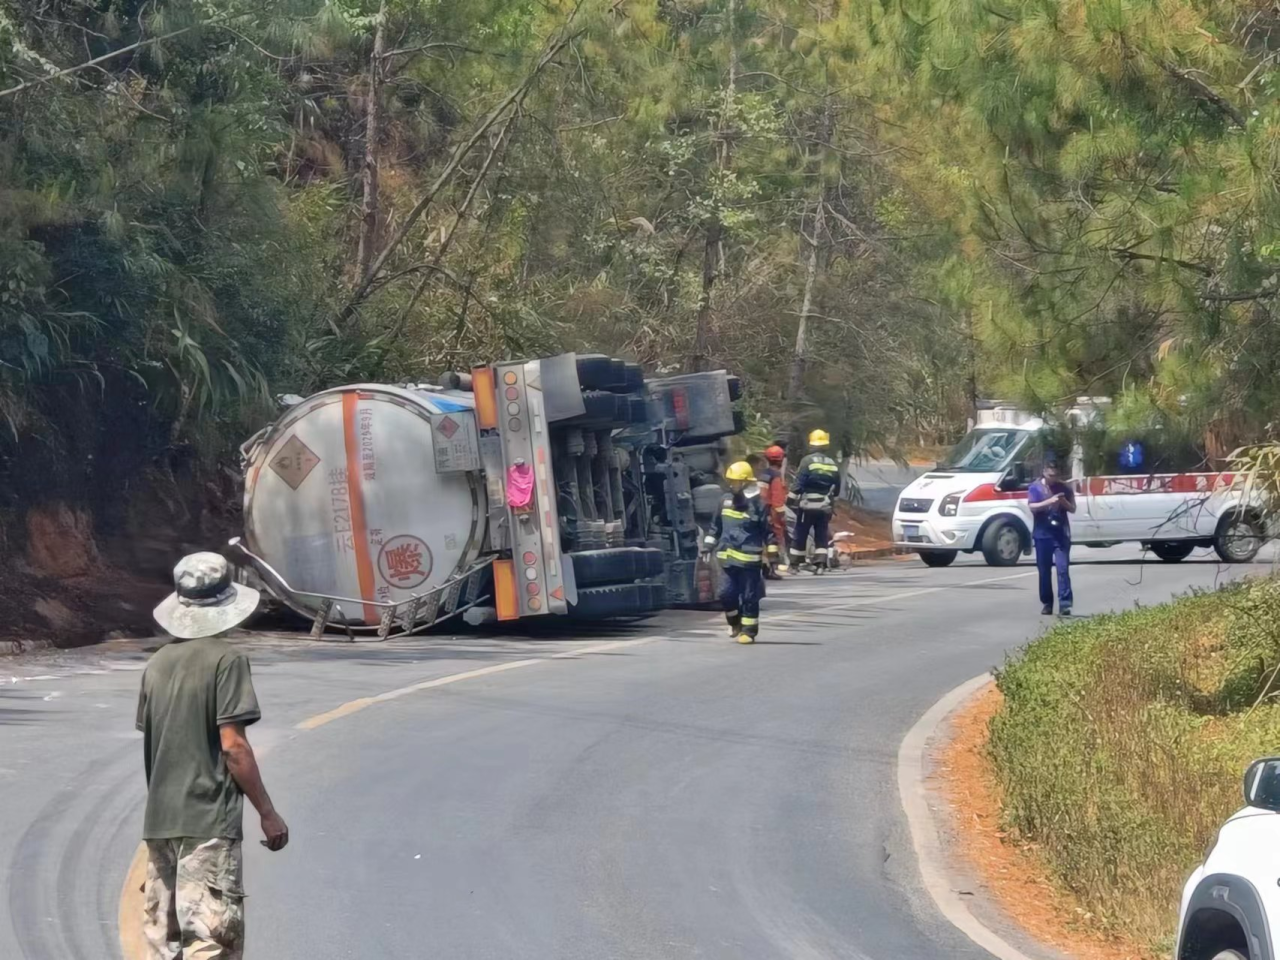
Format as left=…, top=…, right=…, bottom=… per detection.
left=790, top=430, right=841, bottom=570
left=703, top=465, right=777, bottom=643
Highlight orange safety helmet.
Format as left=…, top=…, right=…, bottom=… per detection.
left=764, top=445, right=785, bottom=463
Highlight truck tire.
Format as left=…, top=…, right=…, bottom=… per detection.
left=563, top=390, right=622, bottom=426
left=980, top=519, right=1024, bottom=566
left=575, top=354, right=616, bottom=390
left=919, top=550, right=956, bottom=568
left=692, top=483, right=724, bottom=519
left=1215, top=512, right=1264, bottom=563
left=570, top=548, right=664, bottom=587
left=1149, top=540, right=1195, bottom=562
left=1210, top=952, right=1247, bottom=960
left=623, top=362, right=644, bottom=392
left=569, top=583, right=653, bottom=619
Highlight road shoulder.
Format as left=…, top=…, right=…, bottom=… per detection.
left=898, top=674, right=1070, bottom=960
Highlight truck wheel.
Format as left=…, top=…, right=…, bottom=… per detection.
left=1210, top=952, right=1248, bottom=960
left=1149, top=541, right=1195, bottom=562
left=569, top=583, right=652, bottom=619
left=575, top=354, right=617, bottom=390
left=1215, top=513, right=1264, bottom=563
left=981, top=520, right=1023, bottom=566
left=570, top=548, right=664, bottom=587
left=919, top=550, right=956, bottom=568
left=623, top=362, right=644, bottom=392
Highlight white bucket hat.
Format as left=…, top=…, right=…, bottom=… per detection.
left=153, top=552, right=260, bottom=640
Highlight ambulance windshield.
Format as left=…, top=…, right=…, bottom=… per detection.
left=940, top=427, right=1031, bottom=472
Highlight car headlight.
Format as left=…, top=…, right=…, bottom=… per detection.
left=940, top=492, right=962, bottom=517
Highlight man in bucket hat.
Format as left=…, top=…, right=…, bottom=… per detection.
left=137, top=552, right=288, bottom=959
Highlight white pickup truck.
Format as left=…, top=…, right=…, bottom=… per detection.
left=1176, top=758, right=1280, bottom=960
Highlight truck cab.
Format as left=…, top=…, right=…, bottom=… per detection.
left=892, top=400, right=1267, bottom=567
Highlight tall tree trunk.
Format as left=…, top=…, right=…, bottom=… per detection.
left=688, top=0, right=738, bottom=372
left=786, top=198, right=823, bottom=401
left=691, top=219, right=722, bottom=371
left=356, top=0, right=388, bottom=282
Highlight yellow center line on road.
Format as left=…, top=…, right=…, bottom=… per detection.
left=296, top=636, right=668, bottom=731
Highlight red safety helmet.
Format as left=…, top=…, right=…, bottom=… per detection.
left=764, top=445, right=785, bottom=463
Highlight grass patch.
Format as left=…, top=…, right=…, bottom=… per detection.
left=990, top=575, right=1280, bottom=952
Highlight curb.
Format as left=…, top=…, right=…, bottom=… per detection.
left=897, top=673, right=1042, bottom=960
left=118, top=844, right=147, bottom=960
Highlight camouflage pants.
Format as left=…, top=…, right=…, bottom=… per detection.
left=143, top=838, right=245, bottom=960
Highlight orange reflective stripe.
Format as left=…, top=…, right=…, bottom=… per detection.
left=341, top=392, right=378, bottom=623
left=493, top=559, right=519, bottom=621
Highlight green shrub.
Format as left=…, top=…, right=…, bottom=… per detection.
left=990, top=576, right=1280, bottom=950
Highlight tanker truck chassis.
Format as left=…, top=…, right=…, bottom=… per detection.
left=231, top=353, right=742, bottom=637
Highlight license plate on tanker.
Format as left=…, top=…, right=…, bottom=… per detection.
left=903, top=525, right=920, bottom=538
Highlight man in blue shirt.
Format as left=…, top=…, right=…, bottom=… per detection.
left=1027, top=455, right=1075, bottom=616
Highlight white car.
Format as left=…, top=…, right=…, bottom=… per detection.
left=1176, top=758, right=1280, bottom=960
left=892, top=409, right=1266, bottom=567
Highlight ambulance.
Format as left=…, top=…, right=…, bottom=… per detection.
left=892, top=399, right=1269, bottom=567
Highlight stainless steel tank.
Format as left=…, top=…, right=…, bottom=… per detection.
left=242, top=385, right=487, bottom=626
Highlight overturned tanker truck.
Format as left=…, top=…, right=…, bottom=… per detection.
left=230, top=354, right=743, bottom=637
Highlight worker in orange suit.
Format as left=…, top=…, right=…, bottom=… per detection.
left=760, top=445, right=789, bottom=578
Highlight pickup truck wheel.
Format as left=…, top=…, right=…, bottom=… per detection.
left=1149, top=541, right=1195, bottom=562
left=980, top=520, right=1024, bottom=566
left=918, top=550, right=956, bottom=568
left=1215, top=513, right=1264, bottom=563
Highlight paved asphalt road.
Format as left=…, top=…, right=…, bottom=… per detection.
left=1, top=544, right=1274, bottom=960
left=844, top=459, right=930, bottom=514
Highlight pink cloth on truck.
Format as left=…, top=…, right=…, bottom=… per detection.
left=507, top=462, right=534, bottom=508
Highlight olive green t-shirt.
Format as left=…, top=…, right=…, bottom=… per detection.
left=136, top=637, right=261, bottom=840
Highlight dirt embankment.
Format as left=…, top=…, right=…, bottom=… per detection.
left=831, top=501, right=894, bottom=553
left=936, top=685, right=1158, bottom=960
left=1, top=470, right=240, bottom=650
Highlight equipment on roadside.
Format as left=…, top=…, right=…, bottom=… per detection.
left=232, top=354, right=744, bottom=636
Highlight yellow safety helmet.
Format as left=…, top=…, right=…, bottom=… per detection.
left=808, top=429, right=831, bottom=448
left=725, top=461, right=755, bottom=482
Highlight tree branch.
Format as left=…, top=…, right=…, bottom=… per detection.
left=1200, top=287, right=1280, bottom=303
left=1160, top=60, right=1247, bottom=128
left=336, top=24, right=583, bottom=329
left=0, top=12, right=253, bottom=100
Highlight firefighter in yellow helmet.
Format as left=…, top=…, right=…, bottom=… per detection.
left=789, top=428, right=842, bottom=574
left=702, top=460, right=778, bottom=644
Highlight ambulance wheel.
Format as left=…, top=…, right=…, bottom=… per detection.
left=1148, top=541, right=1195, bottom=562
left=981, top=520, right=1024, bottom=566
left=919, top=550, right=956, bottom=568
left=1215, top=513, right=1264, bottom=563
